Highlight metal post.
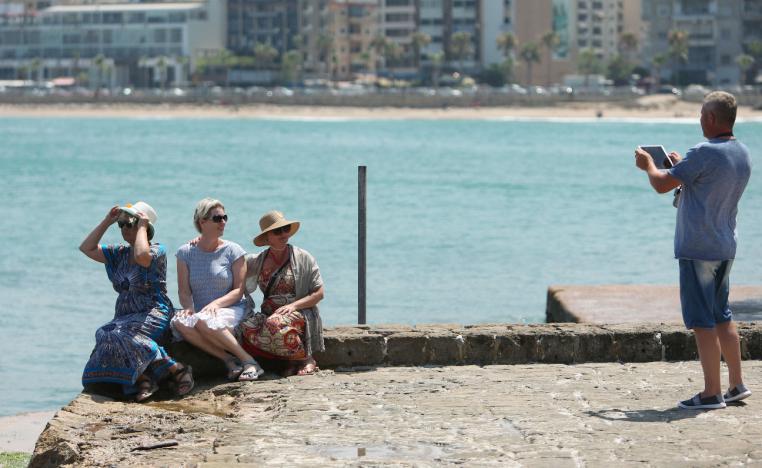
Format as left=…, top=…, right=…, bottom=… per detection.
left=358, top=165, right=367, bottom=325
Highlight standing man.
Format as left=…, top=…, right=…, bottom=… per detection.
left=635, top=91, right=752, bottom=410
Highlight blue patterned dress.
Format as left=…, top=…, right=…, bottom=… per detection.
left=82, top=243, right=176, bottom=396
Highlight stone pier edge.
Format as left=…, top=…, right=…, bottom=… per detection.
left=168, top=322, right=762, bottom=377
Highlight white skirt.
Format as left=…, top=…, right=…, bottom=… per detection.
left=171, top=303, right=246, bottom=341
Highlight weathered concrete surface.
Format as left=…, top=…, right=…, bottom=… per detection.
left=31, top=361, right=762, bottom=467
left=546, top=285, right=762, bottom=324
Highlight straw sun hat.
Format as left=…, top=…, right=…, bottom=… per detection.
left=119, top=201, right=157, bottom=239
left=253, top=210, right=300, bottom=247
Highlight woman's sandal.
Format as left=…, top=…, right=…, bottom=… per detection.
left=224, top=357, right=243, bottom=381
left=170, top=364, right=195, bottom=396
left=135, top=376, right=159, bottom=403
left=238, top=359, right=265, bottom=382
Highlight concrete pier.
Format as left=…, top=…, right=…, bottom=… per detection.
left=546, top=285, right=762, bottom=324
left=29, top=323, right=762, bottom=467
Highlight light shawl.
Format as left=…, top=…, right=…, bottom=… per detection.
left=243, top=245, right=325, bottom=355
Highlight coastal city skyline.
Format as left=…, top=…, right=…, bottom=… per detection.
left=0, top=0, right=760, bottom=90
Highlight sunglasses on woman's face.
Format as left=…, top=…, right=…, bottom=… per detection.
left=117, top=217, right=136, bottom=229
left=209, top=214, right=228, bottom=223
left=272, top=225, right=291, bottom=235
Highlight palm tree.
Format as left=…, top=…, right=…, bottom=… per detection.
left=93, top=54, right=105, bottom=95
left=384, top=42, right=403, bottom=70
left=577, top=48, right=602, bottom=88
left=496, top=32, right=516, bottom=84
left=430, top=51, right=444, bottom=88
left=651, top=53, right=668, bottom=89
left=410, top=31, right=431, bottom=79
left=317, top=34, right=334, bottom=78
left=519, top=42, right=541, bottom=86
left=618, top=32, right=638, bottom=62
left=747, top=41, right=762, bottom=84
left=370, top=35, right=388, bottom=75
left=138, top=56, right=150, bottom=87
left=281, top=49, right=302, bottom=85
left=736, top=54, right=755, bottom=86
left=667, top=29, right=689, bottom=85
left=29, top=58, right=42, bottom=84
left=496, top=32, right=516, bottom=59
left=157, top=56, right=168, bottom=91
left=253, top=42, right=278, bottom=70
left=541, top=32, right=559, bottom=86
left=450, top=32, right=473, bottom=76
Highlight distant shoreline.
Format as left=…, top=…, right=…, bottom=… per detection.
left=2, top=96, right=761, bottom=121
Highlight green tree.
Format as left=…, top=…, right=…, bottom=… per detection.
left=450, top=32, right=473, bottom=75
left=430, top=51, right=444, bottom=88
left=370, top=35, right=388, bottom=74
left=577, top=48, right=603, bottom=87
left=410, top=31, right=431, bottom=78
left=281, top=49, right=302, bottom=85
left=317, top=34, right=334, bottom=78
left=253, top=42, right=278, bottom=70
left=496, top=32, right=517, bottom=84
left=496, top=32, right=516, bottom=59
left=651, top=53, right=668, bottom=89
left=618, top=32, right=638, bottom=61
left=606, top=54, right=633, bottom=85
left=736, top=54, right=755, bottom=86
left=384, top=42, right=403, bottom=69
left=92, top=54, right=105, bottom=95
left=29, top=58, right=42, bottom=84
left=156, top=56, right=168, bottom=91
left=519, top=42, right=541, bottom=86
left=667, top=29, right=689, bottom=85
left=541, top=32, right=559, bottom=86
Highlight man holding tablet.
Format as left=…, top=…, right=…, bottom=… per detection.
left=634, top=91, right=752, bottom=410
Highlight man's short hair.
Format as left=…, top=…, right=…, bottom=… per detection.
left=704, top=91, right=737, bottom=127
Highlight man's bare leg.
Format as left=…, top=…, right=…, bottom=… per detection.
left=693, top=327, right=722, bottom=397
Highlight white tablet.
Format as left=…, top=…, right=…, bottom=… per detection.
left=640, top=145, right=673, bottom=169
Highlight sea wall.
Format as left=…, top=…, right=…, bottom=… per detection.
left=166, top=322, right=762, bottom=379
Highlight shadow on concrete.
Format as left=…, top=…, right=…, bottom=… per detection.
left=585, top=408, right=705, bottom=423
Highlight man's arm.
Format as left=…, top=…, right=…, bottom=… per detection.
left=635, top=148, right=682, bottom=194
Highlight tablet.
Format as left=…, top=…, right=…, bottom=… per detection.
left=640, top=145, right=673, bottom=169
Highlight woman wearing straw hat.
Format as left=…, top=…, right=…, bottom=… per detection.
left=79, top=202, right=194, bottom=402
left=238, top=210, right=325, bottom=376
left=171, top=198, right=264, bottom=382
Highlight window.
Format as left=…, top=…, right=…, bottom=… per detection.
left=170, top=28, right=182, bottom=43
left=154, top=29, right=167, bottom=43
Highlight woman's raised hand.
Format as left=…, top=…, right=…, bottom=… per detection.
left=135, top=211, right=150, bottom=228
left=106, top=206, right=120, bottom=224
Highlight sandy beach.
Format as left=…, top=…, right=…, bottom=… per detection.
left=0, top=411, right=55, bottom=454
left=2, top=95, right=761, bottom=121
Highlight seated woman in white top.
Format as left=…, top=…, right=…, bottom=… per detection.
left=171, top=198, right=264, bottom=381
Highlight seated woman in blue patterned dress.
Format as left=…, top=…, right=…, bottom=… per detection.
left=79, top=202, right=193, bottom=402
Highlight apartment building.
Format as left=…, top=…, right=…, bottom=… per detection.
left=378, top=0, right=416, bottom=74
left=227, top=0, right=299, bottom=57
left=0, top=1, right=226, bottom=86
left=642, top=0, right=747, bottom=85
left=300, top=0, right=378, bottom=80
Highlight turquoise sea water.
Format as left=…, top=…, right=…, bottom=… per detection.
left=1, top=116, right=760, bottom=416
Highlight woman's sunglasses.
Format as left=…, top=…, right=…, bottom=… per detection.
left=117, top=217, right=136, bottom=229
left=271, top=225, right=291, bottom=235
left=209, top=214, right=228, bottom=223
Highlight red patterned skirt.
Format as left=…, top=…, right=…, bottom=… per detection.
left=239, top=310, right=307, bottom=361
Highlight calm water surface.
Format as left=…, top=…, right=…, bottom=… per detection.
left=1, top=116, right=760, bottom=415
